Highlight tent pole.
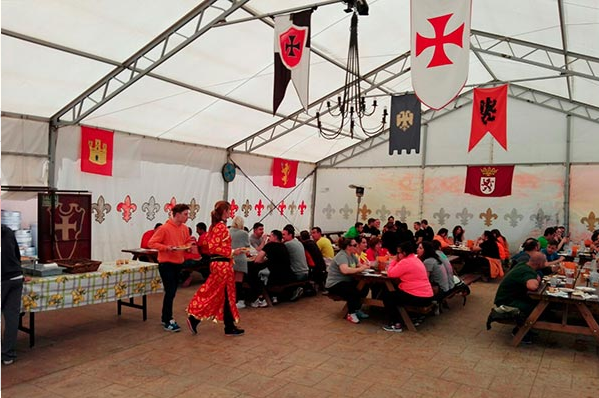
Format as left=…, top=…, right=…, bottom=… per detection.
left=418, top=124, right=428, bottom=221
left=48, top=123, right=58, bottom=189
left=310, top=169, right=318, bottom=229
left=564, top=114, right=572, bottom=232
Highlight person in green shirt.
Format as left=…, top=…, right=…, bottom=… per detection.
left=537, top=227, right=556, bottom=250
left=344, top=222, right=363, bottom=239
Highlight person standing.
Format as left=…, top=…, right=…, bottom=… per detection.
left=186, top=201, right=245, bottom=336
left=148, top=204, right=193, bottom=332
left=230, top=216, right=250, bottom=308
left=2, top=225, right=25, bottom=365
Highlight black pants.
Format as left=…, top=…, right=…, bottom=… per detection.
left=158, top=262, right=182, bottom=324
left=223, top=288, right=235, bottom=331
left=461, top=256, right=490, bottom=277
left=383, top=289, right=433, bottom=324
left=1, top=278, right=23, bottom=362
left=327, top=280, right=368, bottom=314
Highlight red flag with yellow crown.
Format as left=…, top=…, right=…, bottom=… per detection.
left=272, top=158, right=298, bottom=188
left=465, top=165, right=514, bottom=197
left=80, top=126, right=113, bottom=176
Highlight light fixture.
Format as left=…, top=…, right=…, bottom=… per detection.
left=349, top=184, right=365, bottom=223
left=316, top=5, right=387, bottom=140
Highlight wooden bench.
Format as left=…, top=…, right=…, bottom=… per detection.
left=262, top=280, right=308, bottom=307
left=326, top=293, right=348, bottom=315
left=399, top=303, right=438, bottom=332
left=442, top=273, right=479, bottom=308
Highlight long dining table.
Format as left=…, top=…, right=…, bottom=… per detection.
left=512, top=265, right=599, bottom=346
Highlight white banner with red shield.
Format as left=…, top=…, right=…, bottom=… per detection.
left=411, top=0, right=472, bottom=110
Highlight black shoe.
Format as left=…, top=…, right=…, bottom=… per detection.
left=290, top=287, right=304, bottom=302
left=187, top=315, right=200, bottom=335
left=225, top=326, right=245, bottom=336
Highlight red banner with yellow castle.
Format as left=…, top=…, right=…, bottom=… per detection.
left=465, top=165, right=514, bottom=197
left=81, top=126, right=113, bottom=176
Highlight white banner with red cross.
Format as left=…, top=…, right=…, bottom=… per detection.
left=411, top=0, right=472, bottom=110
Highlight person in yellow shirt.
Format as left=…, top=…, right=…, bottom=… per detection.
left=311, top=226, right=334, bottom=259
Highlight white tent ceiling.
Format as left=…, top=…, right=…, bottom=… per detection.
left=2, top=0, right=599, bottom=163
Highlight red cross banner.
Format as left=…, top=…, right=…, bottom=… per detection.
left=465, top=165, right=514, bottom=197
left=469, top=84, right=508, bottom=152
left=80, top=126, right=114, bottom=176
left=272, top=158, right=299, bottom=188
left=411, top=0, right=472, bottom=110
left=273, top=9, right=312, bottom=114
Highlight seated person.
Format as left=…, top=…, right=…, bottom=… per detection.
left=431, top=240, right=456, bottom=291
left=356, top=236, right=369, bottom=266
left=363, top=218, right=381, bottom=236
left=396, top=222, right=414, bottom=245
left=299, top=230, right=327, bottom=290
left=591, top=229, right=599, bottom=253
left=365, top=237, right=389, bottom=262
left=537, top=227, right=556, bottom=250
left=452, top=225, right=465, bottom=246
left=381, top=223, right=399, bottom=253
left=417, top=241, right=451, bottom=300
left=540, top=239, right=564, bottom=275
left=462, top=231, right=502, bottom=278
left=248, top=230, right=294, bottom=307
left=344, top=222, right=363, bottom=239
left=553, top=226, right=570, bottom=251
left=433, top=228, right=452, bottom=250
left=492, top=229, right=510, bottom=261
left=311, top=226, right=335, bottom=260
left=324, top=237, right=370, bottom=324
left=140, top=223, right=162, bottom=249
left=382, top=241, right=434, bottom=332
left=511, top=238, right=540, bottom=267
left=413, top=221, right=427, bottom=245
left=493, top=252, right=545, bottom=343
left=249, top=222, right=267, bottom=250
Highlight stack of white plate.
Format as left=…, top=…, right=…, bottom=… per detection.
left=15, top=229, right=34, bottom=256
left=1, top=210, right=21, bottom=231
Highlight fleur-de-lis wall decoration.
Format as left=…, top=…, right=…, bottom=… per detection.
left=359, top=204, right=372, bottom=221
left=529, top=209, right=550, bottom=229
left=277, top=201, right=287, bottom=216
left=164, top=197, right=177, bottom=214
left=91, top=195, right=111, bottom=224
left=241, top=200, right=252, bottom=217
left=142, top=196, right=160, bottom=221
left=117, top=195, right=137, bottom=222
left=288, top=201, right=297, bottom=215
left=504, top=208, right=523, bottom=227
left=433, top=208, right=450, bottom=226
left=322, top=203, right=336, bottom=220
left=255, top=199, right=265, bottom=216
left=266, top=203, right=276, bottom=214
left=397, top=206, right=411, bottom=222
left=581, top=211, right=597, bottom=232
left=188, top=198, right=200, bottom=220
left=298, top=200, right=307, bottom=215
left=230, top=199, right=239, bottom=218
left=455, top=208, right=474, bottom=226
left=339, top=204, right=353, bottom=219
left=479, top=208, right=498, bottom=227
left=376, top=205, right=390, bottom=220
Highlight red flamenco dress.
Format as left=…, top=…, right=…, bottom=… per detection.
left=186, top=221, right=239, bottom=323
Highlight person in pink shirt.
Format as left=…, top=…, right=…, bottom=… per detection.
left=382, top=241, right=433, bottom=332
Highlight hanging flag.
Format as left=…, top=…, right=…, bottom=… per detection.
left=469, top=84, right=508, bottom=151
left=411, top=0, right=472, bottom=110
left=272, top=158, right=298, bottom=188
left=465, top=165, right=514, bottom=197
left=389, top=94, right=421, bottom=155
left=80, top=126, right=113, bottom=176
left=273, top=9, right=312, bottom=114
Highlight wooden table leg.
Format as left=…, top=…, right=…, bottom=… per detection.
left=398, top=306, right=417, bottom=332
left=512, top=301, right=549, bottom=347
left=576, top=302, right=599, bottom=343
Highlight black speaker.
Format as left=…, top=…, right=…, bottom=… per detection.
left=355, top=186, right=365, bottom=197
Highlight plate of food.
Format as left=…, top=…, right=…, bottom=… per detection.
left=575, top=286, right=596, bottom=293
left=560, top=288, right=575, bottom=293
left=173, top=245, right=191, bottom=251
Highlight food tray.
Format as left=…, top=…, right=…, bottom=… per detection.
left=55, top=258, right=102, bottom=274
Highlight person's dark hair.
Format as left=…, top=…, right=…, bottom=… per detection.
left=367, top=218, right=375, bottom=225
left=210, top=201, right=230, bottom=227
left=419, top=241, right=440, bottom=262
left=431, top=239, right=442, bottom=251
left=395, top=220, right=402, bottom=229
left=368, top=236, right=381, bottom=250
left=398, top=240, right=416, bottom=255
left=355, top=222, right=363, bottom=228
left=311, top=226, right=322, bottom=234
left=270, top=230, right=283, bottom=242
left=196, top=222, right=207, bottom=232
left=522, top=238, right=539, bottom=252
left=252, top=222, right=264, bottom=231
left=543, top=227, right=556, bottom=236
left=188, top=227, right=193, bottom=235
left=338, top=237, right=355, bottom=250
left=154, top=223, right=163, bottom=229
left=438, top=228, right=448, bottom=236
left=452, top=225, right=464, bottom=242
left=483, top=230, right=496, bottom=242
left=358, top=235, right=368, bottom=246
left=172, top=203, right=190, bottom=216
left=283, top=224, right=295, bottom=237
left=413, top=221, right=421, bottom=227
left=592, top=229, right=599, bottom=242
left=547, top=239, right=559, bottom=247
left=421, top=219, right=429, bottom=225
left=299, top=230, right=311, bottom=241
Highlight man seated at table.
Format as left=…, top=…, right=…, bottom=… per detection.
left=537, top=227, right=556, bottom=250
left=413, top=221, right=427, bottom=245
left=248, top=230, right=294, bottom=307
left=541, top=240, right=564, bottom=273
left=362, top=218, right=381, bottom=236
left=299, top=230, right=327, bottom=291
left=311, top=226, right=335, bottom=260
left=249, top=222, right=267, bottom=251
left=282, top=224, right=309, bottom=300
left=344, top=222, right=363, bottom=239
left=141, top=223, right=162, bottom=249
left=493, top=252, right=545, bottom=343
left=510, top=238, right=540, bottom=268
left=433, top=228, right=452, bottom=250
left=421, top=219, right=434, bottom=242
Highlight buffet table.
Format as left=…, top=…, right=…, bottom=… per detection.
left=19, top=261, right=163, bottom=347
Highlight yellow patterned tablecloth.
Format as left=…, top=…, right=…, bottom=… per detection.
left=21, top=261, right=163, bottom=312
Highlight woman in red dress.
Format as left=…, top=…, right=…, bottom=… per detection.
left=186, top=201, right=245, bottom=336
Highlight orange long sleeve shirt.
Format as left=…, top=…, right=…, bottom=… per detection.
left=148, top=219, right=190, bottom=264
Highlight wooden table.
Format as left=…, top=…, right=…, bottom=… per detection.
left=122, top=248, right=159, bottom=263
left=353, top=271, right=420, bottom=332
left=512, top=269, right=599, bottom=346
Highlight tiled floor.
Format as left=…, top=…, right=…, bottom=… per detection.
left=2, top=280, right=598, bottom=397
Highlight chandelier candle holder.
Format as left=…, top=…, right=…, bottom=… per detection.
left=316, top=10, right=388, bottom=140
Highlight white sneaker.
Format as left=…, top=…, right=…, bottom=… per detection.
left=271, top=296, right=278, bottom=304
left=236, top=301, right=246, bottom=309
left=250, top=298, right=268, bottom=308
left=345, top=313, right=360, bottom=324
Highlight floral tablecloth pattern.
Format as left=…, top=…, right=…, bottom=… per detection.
left=21, top=261, right=163, bottom=312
